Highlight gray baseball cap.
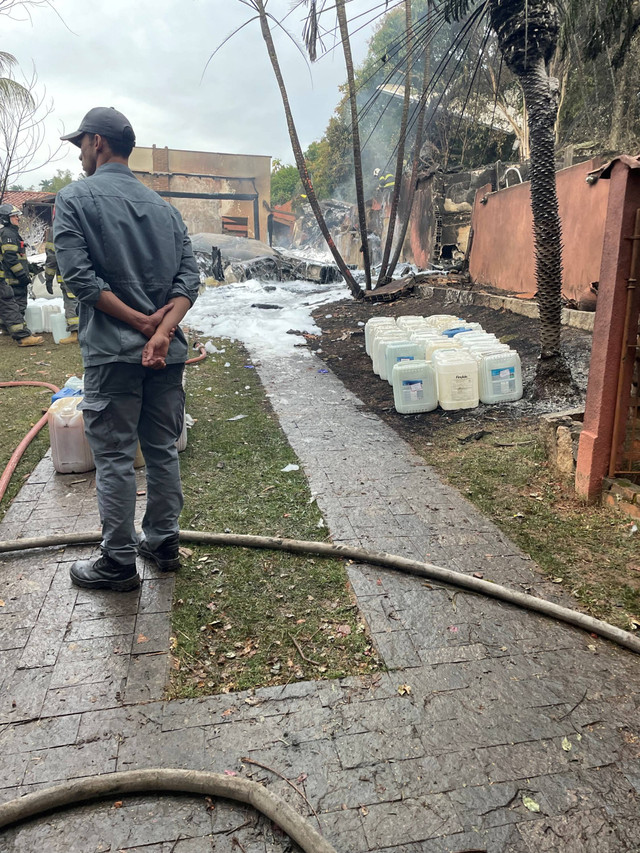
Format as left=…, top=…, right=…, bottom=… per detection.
left=60, top=107, right=135, bottom=147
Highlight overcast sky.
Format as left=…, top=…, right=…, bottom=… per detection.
left=2, top=0, right=383, bottom=189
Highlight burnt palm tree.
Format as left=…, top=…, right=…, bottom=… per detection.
left=387, top=3, right=433, bottom=277
left=378, top=0, right=414, bottom=285
left=336, top=0, right=373, bottom=289
left=241, top=0, right=363, bottom=299
left=441, top=0, right=572, bottom=392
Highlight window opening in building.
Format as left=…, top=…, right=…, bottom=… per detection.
left=222, top=216, right=249, bottom=238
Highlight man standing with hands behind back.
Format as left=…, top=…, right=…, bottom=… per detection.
left=54, top=107, right=200, bottom=592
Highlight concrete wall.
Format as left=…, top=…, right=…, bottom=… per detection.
left=129, top=146, right=271, bottom=241
left=469, top=159, right=610, bottom=303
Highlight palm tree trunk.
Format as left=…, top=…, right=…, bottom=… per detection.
left=387, top=2, right=432, bottom=276
left=336, top=0, right=372, bottom=290
left=519, top=58, right=563, bottom=360
left=378, top=0, right=413, bottom=286
left=254, top=0, right=362, bottom=299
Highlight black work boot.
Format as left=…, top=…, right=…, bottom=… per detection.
left=137, top=534, right=181, bottom=572
left=70, top=554, right=140, bottom=591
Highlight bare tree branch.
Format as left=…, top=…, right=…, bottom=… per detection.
left=0, top=64, right=64, bottom=200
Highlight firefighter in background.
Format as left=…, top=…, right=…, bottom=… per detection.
left=44, top=222, right=79, bottom=344
left=374, top=167, right=395, bottom=193
left=0, top=203, right=43, bottom=347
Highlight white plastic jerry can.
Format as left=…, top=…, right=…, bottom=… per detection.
left=51, top=312, right=68, bottom=344
left=41, top=304, right=62, bottom=333
left=424, top=339, right=461, bottom=362
left=478, top=350, right=523, bottom=404
left=433, top=350, right=479, bottom=410
left=365, top=317, right=396, bottom=356
left=396, top=315, right=425, bottom=331
left=392, top=359, right=438, bottom=414
left=372, top=330, right=406, bottom=375
left=48, top=396, right=95, bottom=474
left=384, top=340, right=422, bottom=385
left=25, top=301, right=44, bottom=334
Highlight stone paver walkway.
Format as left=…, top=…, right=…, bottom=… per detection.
left=1, top=351, right=639, bottom=852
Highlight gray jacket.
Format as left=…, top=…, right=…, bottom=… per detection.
left=54, top=163, right=199, bottom=366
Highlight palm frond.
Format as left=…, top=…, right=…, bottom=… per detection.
left=302, top=0, right=319, bottom=61
left=442, top=0, right=481, bottom=23
left=0, top=76, right=34, bottom=109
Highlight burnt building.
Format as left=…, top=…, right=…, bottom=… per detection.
left=129, top=145, right=271, bottom=241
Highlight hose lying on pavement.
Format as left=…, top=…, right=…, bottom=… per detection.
left=1, top=528, right=639, bottom=655
left=0, top=528, right=636, bottom=843
left=0, top=769, right=338, bottom=852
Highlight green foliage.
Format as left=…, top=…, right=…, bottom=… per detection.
left=305, top=116, right=354, bottom=200
left=270, top=162, right=300, bottom=206
left=39, top=169, right=74, bottom=193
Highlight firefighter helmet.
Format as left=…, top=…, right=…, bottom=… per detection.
left=0, top=203, right=22, bottom=224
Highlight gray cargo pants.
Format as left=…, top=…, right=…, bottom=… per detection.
left=80, top=362, right=185, bottom=566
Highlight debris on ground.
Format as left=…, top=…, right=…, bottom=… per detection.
left=190, top=232, right=341, bottom=285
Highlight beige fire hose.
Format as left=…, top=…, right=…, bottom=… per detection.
left=0, top=527, right=638, bottom=841
left=0, top=529, right=638, bottom=655
left=0, top=769, right=337, bottom=850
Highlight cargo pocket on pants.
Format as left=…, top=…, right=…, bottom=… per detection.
left=78, top=397, right=118, bottom=451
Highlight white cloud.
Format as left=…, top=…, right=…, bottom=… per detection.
left=2, top=0, right=378, bottom=188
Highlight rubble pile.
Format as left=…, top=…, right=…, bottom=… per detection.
left=190, top=231, right=341, bottom=285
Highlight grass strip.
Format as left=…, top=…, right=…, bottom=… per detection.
left=416, top=419, right=640, bottom=631
left=173, top=339, right=381, bottom=696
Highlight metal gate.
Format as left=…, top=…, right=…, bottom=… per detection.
left=609, top=209, right=640, bottom=483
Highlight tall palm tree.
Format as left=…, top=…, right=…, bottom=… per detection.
left=387, top=2, right=433, bottom=276
left=441, top=0, right=573, bottom=392
left=378, top=0, right=414, bottom=285
left=336, top=0, right=372, bottom=289
left=250, top=0, right=363, bottom=299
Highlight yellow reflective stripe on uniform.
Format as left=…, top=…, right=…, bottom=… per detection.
left=67, top=316, right=79, bottom=328
left=57, top=275, right=65, bottom=284
left=10, top=262, right=23, bottom=272
left=8, top=323, right=24, bottom=332
left=65, top=291, right=75, bottom=299
left=45, top=266, right=57, bottom=276
left=45, top=242, right=54, bottom=250
left=2, top=243, right=19, bottom=251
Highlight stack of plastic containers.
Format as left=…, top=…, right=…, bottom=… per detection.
left=396, top=315, right=427, bottom=333
left=375, top=312, right=523, bottom=411
left=365, top=317, right=396, bottom=356
left=373, top=329, right=406, bottom=376
left=424, top=314, right=462, bottom=332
